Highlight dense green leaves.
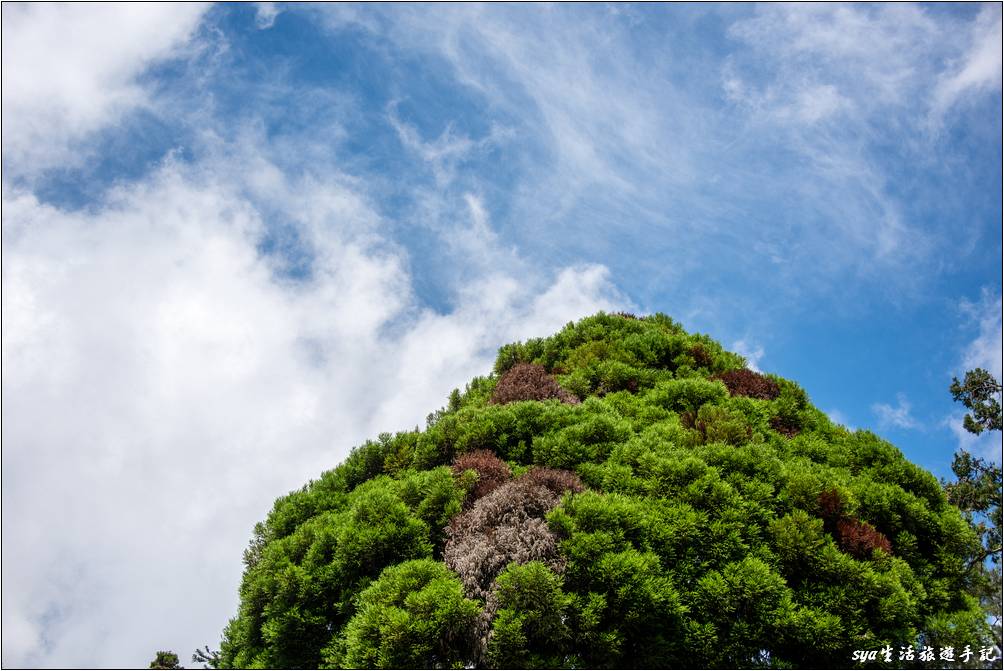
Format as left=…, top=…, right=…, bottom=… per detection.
left=486, top=562, right=574, bottom=668
left=149, top=651, right=183, bottom=669
left=325, top=560, right=480, bottom=669
left=218, top=313, right=994, bottom=668
left=946, top=368, right=1003, bottom=658
left=949, top=368, right=1003, bottom=435
left=220, top=470, right=466, bottom=668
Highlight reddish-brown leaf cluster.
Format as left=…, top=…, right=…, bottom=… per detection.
left=689, top=343, right=713, bottom=369
left=615, top=311, right=640, bottom=320
left=522, top=466, right=586, bottom=497
left=453, top=450, right=512, bottom=502
left=817, top=488, right=845, bottom=521
left=817, top=488, right=892, bottom=559
left=714, top=368, right=781, bottom=400
left=490, top=362, right=580, bottom=405
left=600, top=377, right=639, bottom=395
left=770, top=415, right=801, bottom=438
left=836, top=518, right=892, bottom=559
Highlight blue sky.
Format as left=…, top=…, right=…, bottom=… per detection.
left=2, top=3, right=1001, bottom=667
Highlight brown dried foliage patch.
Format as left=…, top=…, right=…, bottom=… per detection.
left=522, top=467, right=586, bottom=498
left=490, top=362, right=580, bottom=405
left=770, top=415, right=801, bottom=438
left=817, top=489, right=892, bottom=559
left=836, top=518, right=892, bottom=559
left=817, top=488, right=845, bottom=522
left=453, top=450, right=512, bottom=502
left=714, top=368, right=781, bottom=400
left=444, top=478, right=564, bottom=601
left=442, top=469, right=582, bottom=662
left=448, top=478, right=560, bottom=537
left=689, top=343, right=714, bottom=369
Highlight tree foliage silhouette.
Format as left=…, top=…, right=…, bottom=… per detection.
left=215, top=313, right=995, bottom=668
left=149, top=651, right=182, bottom=669
left=950, top=368, right=1003, bottom=435
left=946, top=368, right=1003, bottom=660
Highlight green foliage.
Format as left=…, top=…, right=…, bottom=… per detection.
left=486, top=562, right=574, bottom=668
left=946, top=369, right=1003, bottom=661
left=644, top=377, right=728, bottom=414
left=694, top=556, right=812, bottom=666
left=946, top=449, right=1002, bottom=651
left=150, top=651, right=183, bottom=669
left=220, top=470, right=465, bottom=669
left=325, top=560, right=480, bottom=669
left=217, top=312, right=994, bottom=668
left=191, top=646, right=220, bottom=669
left=950, top=368, right=1003, bottom=435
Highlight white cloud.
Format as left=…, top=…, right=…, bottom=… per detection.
left=789, top=84, right=849, bottom=125
left=932, top=6, right=1003, bottom=117
left=254, top=2, right=282, bottom=30
left=388, top=104, right=514, bottom=187
left=731, top=339, right=765, bottom=372
left=452, top=193, right=503, bottom=265
left=723, top=5, right=951, bottom=263
left=728, top=3, right=1002, bottom=138
left=942, top=412, right=1004, bottom=465
left=720, top=3, right=1003, bottom=271
left=941, top=287, right=1003, bottom=461
left=1, top=150, right=625, bottom=667
left=959, top=288, right=1004, bottom=381
left=327, top=5, right=693, bottom=219
left=825, top=408, right=856, bottom=431
left=872, top=393, right=921, bottom=430
left=316, top=2, right=989, bottom=300
left=1, top=3, right=209, bottom=174
left=727, top=3, right=944, bottom=113
left=372, top=265, right=625, bottom=433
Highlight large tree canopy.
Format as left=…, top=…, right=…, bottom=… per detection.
left=217, top=313, right=994, bottom=668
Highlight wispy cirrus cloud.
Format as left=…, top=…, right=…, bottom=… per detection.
left=959, top=288, right=1004, bottom=381
left=723, top=3, right=988, bottom=268
left=726, top=3, right=948, bottom=114
left=942, top=288, right=1003, bottom=461
left=932, top=6, right=1003, bottom=119
left=388, top=102, right=514, bottom=188
left=873, top=393, right=921, bottom=430
left=317, top=2, right=1000, bottom=323
left=253, top=2, right=282, bottom=30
